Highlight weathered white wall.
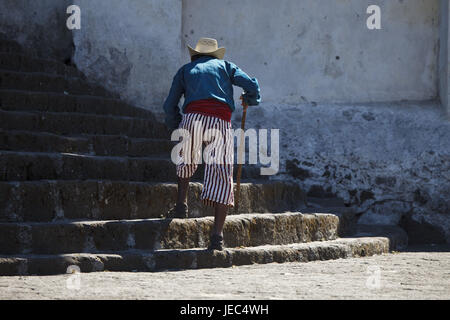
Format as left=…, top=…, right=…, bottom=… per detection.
left=0, top=0, right=441, bottom=108
left=72, top=0, right=182, bottom=109
left=181, top=0, right=448, bottom=242
left=2, top=0, right=439, bottom=109
left=183, top=0, right=439, bottom=105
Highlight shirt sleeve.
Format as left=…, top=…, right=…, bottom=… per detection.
left=227, top=61, right=261, bottom=105
left=163, top=67, right=185, bottom=129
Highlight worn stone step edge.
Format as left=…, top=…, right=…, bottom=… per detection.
left=0, top=150, right=173, bottom=182
left=0, top=39, right=24, bottom=54
left=0, top=212, right=344, bottom=255
left=0, top=89, right=156, bottom=119
left=307, top=196, right=346, bottom=208
left=354, top=224, right=408, bottom=252
left=302, top=207, right=357, bottom=237
left=0, top=150, right=267, bottom=182
left=0, top=41, right=115, bottom=98
left=0, top=129, right=173, bottom=157
left=0, top=181, right=307, bottom=222
left=0, top=236, right=395, bottom=275
left=0, top=52, right=85, bottom=78
left=0, top=39, right=85, bottom=78
left=0, top=108, right=169, bottom=138
left=0, top=69, right=116, bottom=98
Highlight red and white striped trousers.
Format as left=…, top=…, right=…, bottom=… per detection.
left=176, top=112, right=234, bottom=207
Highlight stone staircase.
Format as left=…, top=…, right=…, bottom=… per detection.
left=0, top=39, right=407, bottom=275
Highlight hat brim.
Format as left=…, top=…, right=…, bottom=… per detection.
left=188, top=45, right=225, bottom=60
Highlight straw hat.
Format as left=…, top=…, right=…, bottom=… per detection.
left=187, top=37, right=225, bottom=60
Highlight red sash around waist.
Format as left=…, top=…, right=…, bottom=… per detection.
left=185, top=98, right=232, bottom=122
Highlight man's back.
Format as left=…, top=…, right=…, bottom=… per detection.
left=181, top=56, right=235, bottom=111
left=163, top=55, right=260, bottom=129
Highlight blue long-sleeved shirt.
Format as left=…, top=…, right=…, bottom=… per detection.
left=163, top=56, right=260, bottom=129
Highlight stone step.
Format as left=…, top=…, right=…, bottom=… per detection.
left=0, top=151, right=265, bottom=182
left=0, top=129, right=173, bottom=157
left=0, top=70, right=117, bottom=98
left=0, top=181, right=306, bottom=222
left=0, top=225, right=407, bottom=275
left=302, top=207, right=357, bottom=237
left=0, top=52, right=85, bottom=79
left=0, top=151, right=173, bottom=182
left=307, top=196, right=346, bottom=208
left=353, top=224, right=408, bottom=252
left=0, top=39, right=23, bottom=55
left=0, top=109, right=168, bottom=138
left=0, top=212, right=346, bottom=255
left=0, top=90, right=156, bottom=119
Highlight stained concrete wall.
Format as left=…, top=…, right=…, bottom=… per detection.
left=238, top=101, right=450, bottom=244
left=0, top=0, right=440, bottom=109
left=439, top=0, right=450, bottom=118
left=183, top=0, right=439, bottom=105
left=0, top=0, right=73, bottom=61
left=183, top=0, right=449, bottom=243
left=72, top=0, right=182, bottom=109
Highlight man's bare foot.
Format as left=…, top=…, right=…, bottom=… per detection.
left=207, top=234, right=224, bottom=251
left=167, top=203, right=188, bottom=218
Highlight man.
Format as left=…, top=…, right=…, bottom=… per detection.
left=163, top=37, right=260, bottom=250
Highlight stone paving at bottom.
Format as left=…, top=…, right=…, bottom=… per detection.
left=1, top=246, right=449, bottom=300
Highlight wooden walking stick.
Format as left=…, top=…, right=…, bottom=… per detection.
left=235, top=95, right=248, bottom=213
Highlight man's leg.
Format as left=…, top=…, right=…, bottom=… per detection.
left=202, top=162, right=233, bottom=249
left=167, top=176, right=192, bottom=218
left=213, top=203, right=228, bottom=237
left=170, top=113, right=201, bottom=218
left=167, top=176, right=190, bottom=218
left=201, top=117, right=234, bottom=249
left=176, top=177, right=190, bottom=207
